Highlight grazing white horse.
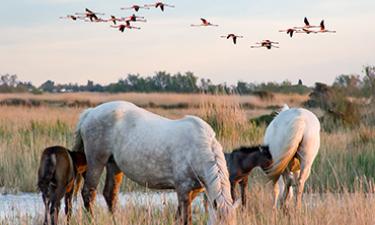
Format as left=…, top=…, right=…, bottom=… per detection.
left=73, top=101, right=237, bottom=225
left=264, top=105, right=320, bottom=209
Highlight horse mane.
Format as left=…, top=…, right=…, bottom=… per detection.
left=232, top=145, right=266, bottom=154
left=205, top=138, right=236, bottom=224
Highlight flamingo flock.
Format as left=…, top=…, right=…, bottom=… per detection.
left=60, top=2, right=174, bottom=32
left=60, top=4, right=336, bottom=49
left=279, top=17, right=336, bottom=37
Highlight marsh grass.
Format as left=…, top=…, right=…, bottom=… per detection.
left=0, top=93, right=374, bottom=224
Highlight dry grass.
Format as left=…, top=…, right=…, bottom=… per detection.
left=0, top=92, right=374, bottom=224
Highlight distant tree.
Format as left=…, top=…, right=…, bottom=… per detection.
left=298, top=79, right=303, bottom=85
left=363, top=66, right=375, bottom=100
left=39, top=80, right=56, bottom=92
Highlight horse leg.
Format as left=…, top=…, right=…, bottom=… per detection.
left=296, top=162, right=312, bottom=209
left=64, top=184, right=74, bottom=224
left=82, top=159, right=106, bottom=215
left=239, top=177, right=248, bottom=207
left=42, top=192, right=49, bottom=225
left=272, top=177, right=285, bottom=210
left=175, top=188, right=192, bottom=225
left=230, top=182, right=237, bottom=203
left=103, top=159, right=123, bottom=213
left=281, top=172, right=293, bottom=209
left=50, top=185, right=65, bottom=225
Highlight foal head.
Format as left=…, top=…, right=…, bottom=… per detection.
left=257, top=145, right=273, bottom=170
left=231, top=145, right=273, bottom=174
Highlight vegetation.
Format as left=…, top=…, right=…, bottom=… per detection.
left=0, top=66, right=374, bottom=224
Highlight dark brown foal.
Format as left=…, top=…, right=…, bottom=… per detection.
left=37, top=146, right=87, bottom=225
left=225, top=145, right=273, bottom=206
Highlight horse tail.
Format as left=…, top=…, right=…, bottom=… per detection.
left=204, top=138, right=236, bottom=224
left=266, top=115, right=306, bottom=182
left=72, top=108, right=92, bottom=153
left=37, top=151, right=57, bottom=194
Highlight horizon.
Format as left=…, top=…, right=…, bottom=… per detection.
left=1, top=0, right=374, bottom=86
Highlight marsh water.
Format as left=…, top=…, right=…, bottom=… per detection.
left=0, top=191, right=207, bottom=220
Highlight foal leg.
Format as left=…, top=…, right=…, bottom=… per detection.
left=230, top=182, right=237, bottom=203
left=239, top=177, right=248, bottom=207
left=65, top=184, right=74, bottom=224
left=103, top=159, right=124, bottom=213
left=50, top=185, right=65, bottom=225
left=42, top=193, right=49, bottom=225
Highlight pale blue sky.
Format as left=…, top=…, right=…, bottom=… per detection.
left=1, top=0, right=374, bottom=86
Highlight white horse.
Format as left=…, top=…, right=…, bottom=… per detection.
left=73, top=101, right=237, bottom=225
left=264, top=105, right=320, bottom=209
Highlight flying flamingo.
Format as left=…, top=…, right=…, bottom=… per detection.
left=111, top=21, right=141, bottom=32
left=75, top=8, right=105, bottom=22
left=301, top=28, right=318, bottom=34
left=191, top=18, right=219, bottom=27
left=107, top=15, right=126, bottom=25
left=59, top=15, right=84, bottom=21
left=251, top=40, right=279, bottom=50
left=294, top=17, right=319, bottom=29
left=125, top=14, right=147, bottom=22
left=220, top=34, right=243, bottom=44
left=145, top=2, right=175, bottom=11
left=278, top=28, right=303, bottom=38
left=120, top=5, right=150, bottom=12
left=318, top=20, right=336, bottom=33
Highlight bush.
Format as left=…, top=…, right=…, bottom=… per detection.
left=306, top=83, right=361, bottom=130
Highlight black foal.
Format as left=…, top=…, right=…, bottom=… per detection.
left=225, top=145, right=272, bottom=206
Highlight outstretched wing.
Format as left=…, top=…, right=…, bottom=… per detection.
left=304, top=17, right=310, bottom=26
left=320, top=20, right=325, bottom=30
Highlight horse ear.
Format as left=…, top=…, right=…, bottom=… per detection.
left=233, top=199, right=241, bottom=209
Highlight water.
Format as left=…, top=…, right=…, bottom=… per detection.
left=0, top=191, right=189, bottom=219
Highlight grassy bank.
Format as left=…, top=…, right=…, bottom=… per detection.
left=0, top=92, right=374, bottom=193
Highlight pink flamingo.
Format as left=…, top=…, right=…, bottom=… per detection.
left=278, top=28, right=303, bottom=38
left=107, top=15, right=126, bottom=25
left=191, top=18, right=219, bottom=27
left=318, top=20, right=336, bottom=33
left=125, top=14, right=147, bottom=22
left=59, top=15, right=84, bottom=21
left=111, top=21, right=141, bottom=32
left=121, top=5, right=150, bottom=12
left=145, top=2, right=175, bottom=11
left=251, top=40, right=279, bottom=50
left=220, top=34, right=243, bottom=44
left=75, top=8, right=105, bottom=22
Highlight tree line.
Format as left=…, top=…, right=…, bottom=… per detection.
left=0, top=66, right=374, bottom=98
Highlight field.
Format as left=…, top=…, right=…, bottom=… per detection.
left=0, top=92, right=374, bottom=225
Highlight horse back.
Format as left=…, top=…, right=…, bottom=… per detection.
left=38, top=146, right=75, bottom=192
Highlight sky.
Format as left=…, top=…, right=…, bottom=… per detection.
left=0, top=0, right=374, bottom=86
